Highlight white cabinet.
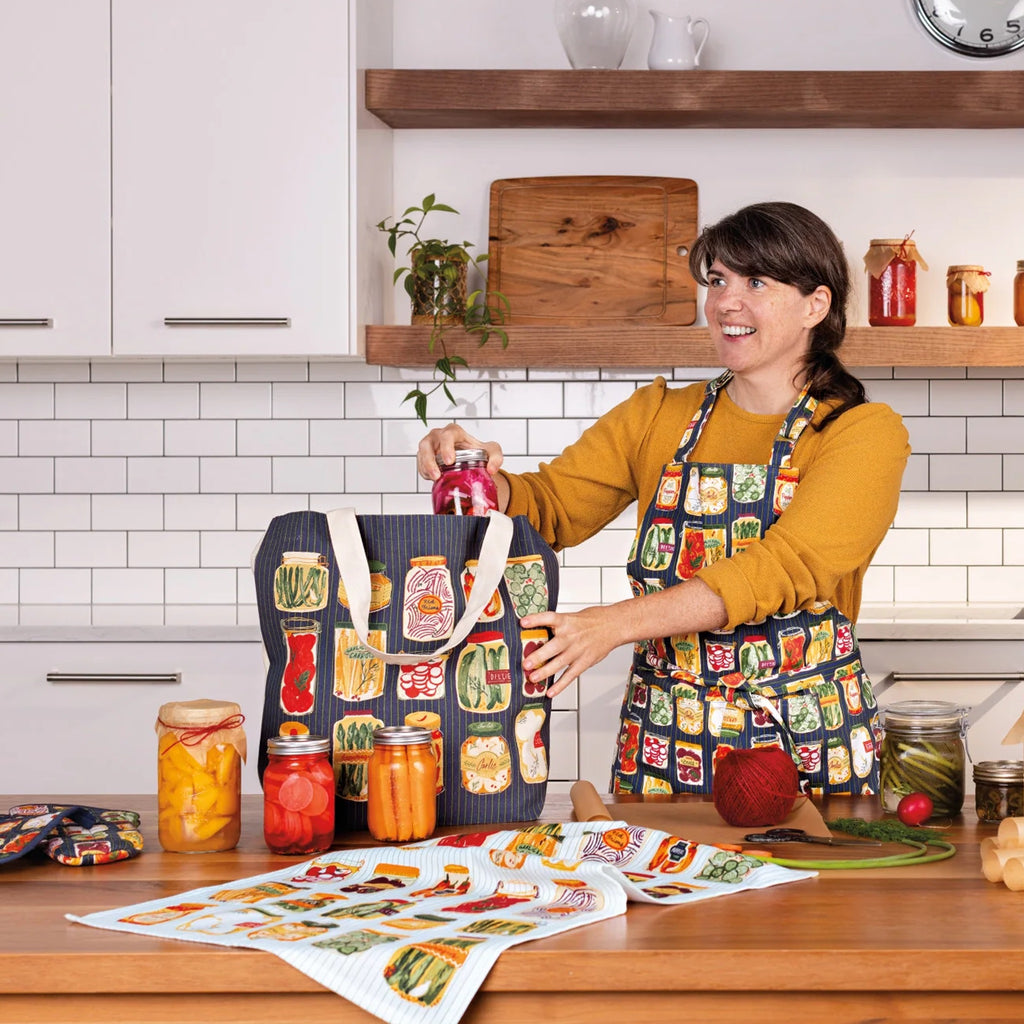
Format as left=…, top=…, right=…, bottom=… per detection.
left=113, top=0, right=353, bottom=357
left=0, top=1, right=110, bottom=358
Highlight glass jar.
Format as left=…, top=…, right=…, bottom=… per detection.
left=946, top=264, right=989, bottom=327
left=1014, top=260, right=1024, bottom=327
left=366, top=726, right=437, bottom=842
left=263, top=734, right=335, bottom=855
left=879, top=700, right=969, bottom=816
left=156, top=699, right=246, bottom=853
left=973, top=760, right=1024, bottom=823
left=864, top=238, right=926, bottom=327
left=432, top=449, right=498, bottom=516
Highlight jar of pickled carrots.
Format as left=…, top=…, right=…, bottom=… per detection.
left=946, top=264, right=990, bottom=327
left=864, top=237, right=927, bottom=327
left=1014, top=260, right=1024, bottom=327
left=432, top=448, right=498, bottom=516
left=263, top=734, right=335, bottom=855
left=366, top=726, right=437, bottom=843
left=156, top=699, right=246, bottom=853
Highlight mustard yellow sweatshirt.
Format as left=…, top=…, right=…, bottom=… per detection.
left=503, top=377, right=910, bottom=630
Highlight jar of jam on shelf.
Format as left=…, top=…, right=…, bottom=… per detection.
left=366, top=725, right=438, bottom=842
left=432, top=448, right=498, bottom=516
left=973, top=760, right=1024, bottom=823
left=1014, top=260, right=1024, bottom=327
left=156, top=699, right=247, bottom=853
left=263, top=734, right=336, bottom=855
left=864, top=236, right=928, bottom=327
left=879, top=699, right=969, bottom=818
left=946, top=264, right=990, bottom=327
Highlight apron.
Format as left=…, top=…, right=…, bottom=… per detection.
left=613, top=371, right=880, bottom=796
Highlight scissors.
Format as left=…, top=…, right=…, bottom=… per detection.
left=742, top=827, right=881, bottom=847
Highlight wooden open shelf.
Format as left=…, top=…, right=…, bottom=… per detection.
left=364, top=69, right=1024, bottom=130
left=365, top=325, right=1024, bottom=369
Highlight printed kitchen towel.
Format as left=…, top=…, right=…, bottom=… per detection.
left=253, top=508, right=559, bottom=831
left=68, top=819, right=814, bottom=1024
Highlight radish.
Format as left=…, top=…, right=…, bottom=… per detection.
left=897, top=792, right=934, bottom=826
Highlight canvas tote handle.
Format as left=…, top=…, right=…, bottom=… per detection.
left=326, top=507, right=515, bottom=666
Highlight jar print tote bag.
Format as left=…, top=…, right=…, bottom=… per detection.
left=252, top=508, right=559, bottom=830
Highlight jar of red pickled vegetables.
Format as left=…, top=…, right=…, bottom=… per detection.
left=863, top=237, right=927, bottom=327
left=263, top=734, right=335, bottom=855
left=156, top=699, right=246, bottom=853
left=366, top=726, right=437, bottom=843
left=1014, top=260, right=1024, bottom=327
left=432, top=448, right=498, bottom=516
left=947, top=264, right=989, bottom=327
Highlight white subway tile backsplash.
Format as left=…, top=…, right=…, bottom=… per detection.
left=0, top=422, right=16, bottom=456
left=237, top=419, right=308, bottom=457
left=0, top=457, right=53, bottom=494
left=165, top=604, right=240, bottom=626
left=894, top=491, right=966, bottom=529
left=1005, top=529, right=1024, bottom=565
left=238, top=361, right=309, bottom=383
left=347, top=381, right=425, bottom=418
left=90, top=361, right=163, bottom=383
left=490, top=381, right=564, bottom=419
left=0, top=383, right=53, bottom=419
left=929, top=528, right=1003, bottom=565
left=55, top=382, right=125, bottom=419
left=93, top=494, right=163, bottom=531
left=92, top=568, right=164, bottom=604
left=19, top=495, right=90, bottom=531
left=198, top=457, right=270, bottom=494
left=873, top=528, right=929, bottom=566
left=929, top=379, right=1004, bottom=416
left=200, top=530, right=264, bottom=568
left=1006, top=456, right=1024, bottom=490
left=165, top=494, right=236, bottom=531
left=0, top=569, right=17, bottom=603
left=564, top=528, right=633, bottom=568
left=311, top=360, right=380, bottom=382
left=92, top=603, right=168, bottom=626
left=19, top=420, right=90, bottom=457
left=312, top=418, right=382, bottom=456
left=236, top=567, right=257, bottom=605
left=20, top=604, right=92, bottom=625
left=969, top=491, right=1024, bottom=529
left=165, top=568, right=237, bottom=604
left=1004, top=380, right=1024, bottom=413
left=129, top=457, right=198, bottom=494
left=19, top=362, right=89, bottom=383
left=56, top=457, right=125, bottom=494
left=968, top=565, right=1024, bottom=603
left=272, top=456, right=345, bottom=494
left=894, top=565, right=968, bottom=604
left=237, top=493, right=308, bottom=530
left=600, top=566, right=633, bottom=604
left=901, top=417, right=966, bottom=454
left=563, top=381, right=635, bottom=418
left=863, top=379, right=929, bottom=416
left=557, top=566, right=604, bottom=605
left=127, top=383, right=199, bottom=419
left=164, top=362, right=237, bottom=383
left=20, top=568, right=90, bottom=604
left=129, top=531, right=199, bottom=568
left=928, top=454, right=1002, bottom=491
left=56, top=531, right=127, bottom=568
left=900, top=453, right=930, bottom=491
left=0, top=496, right=16, bottom=530
left=528, top=418, right=597, bottom=457
left=968, top=417, right=1024, bottom=454
left=343, top=456, right=410, bottom=494
left=861, top=564, right=895, bottom=603
left=91, top=419, right=164, bottom=457
left=200, top=382, right=272, bottom=419
left=165, top=420, right=237, bottom=457
left=272, top=382, right=345, bottom=419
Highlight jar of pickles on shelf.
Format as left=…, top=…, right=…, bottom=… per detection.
left=946, top=264, right=990, bottom=327
left=863, top=236, right=928, bottom=327
left=973, top=760, right=1024, bottom=823
left=1014, top=260, right=1024, bottom=327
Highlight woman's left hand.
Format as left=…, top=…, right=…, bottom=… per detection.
left=520, top=606, right=629, bottom=698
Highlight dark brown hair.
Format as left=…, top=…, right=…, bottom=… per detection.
left=688, top=201, right=865, bottom=428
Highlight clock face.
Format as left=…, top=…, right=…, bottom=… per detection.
left=913, top=0, right=1024, bottom=56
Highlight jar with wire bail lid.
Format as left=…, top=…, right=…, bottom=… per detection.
left=973, top=760, right=1024, bottom=823
left=432, top=448, right=498, bottom=516
left=879, top=700, right=969, bottom=817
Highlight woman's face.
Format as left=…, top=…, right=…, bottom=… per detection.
left=704, top=262, right=830, bottom=383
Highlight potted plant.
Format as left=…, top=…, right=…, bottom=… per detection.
left=377, top=194, right=509, bottom=424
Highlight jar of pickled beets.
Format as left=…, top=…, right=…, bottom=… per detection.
left=432, top=448, right=498, bottom=516
left=263, top=734, right=335, bottom=855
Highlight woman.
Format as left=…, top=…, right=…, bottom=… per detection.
left=417, top=202, right=910, bottom=796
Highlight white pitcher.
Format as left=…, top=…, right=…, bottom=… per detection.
left=647, top=10, right=709, bottom=70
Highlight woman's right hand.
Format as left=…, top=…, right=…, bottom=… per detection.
left=416, top=424, right=504, bottom=482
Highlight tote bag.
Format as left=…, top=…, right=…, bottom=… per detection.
left=253, top=508, right=559, bottom=830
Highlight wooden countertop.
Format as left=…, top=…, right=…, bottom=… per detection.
left=3, top=793, right=1022, bottom=1023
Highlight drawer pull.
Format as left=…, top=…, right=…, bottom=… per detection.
left=886, top=672, right=1024, bottom=683
left=163, top=317, right=291, bottom=327
left=0, top=318, right=53, bottom=327
left=46, top=671, right=182, bottom=685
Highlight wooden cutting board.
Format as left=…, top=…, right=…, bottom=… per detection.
left=487, top=175, right=699, bottom=326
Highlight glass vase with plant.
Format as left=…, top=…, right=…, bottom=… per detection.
left=378, top=194, right=509, bottom=424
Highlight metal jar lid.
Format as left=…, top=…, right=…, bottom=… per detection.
left=266, top=734, right=330, bottom=755
left=436, top=448, right=488, bottom=470
left=880, top=699, right=969, bottom=733
left=973, top=760, right=1024, bottom=784
left=372, top=725, right=433, bottom=746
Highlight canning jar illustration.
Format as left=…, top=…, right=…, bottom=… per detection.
left=274, top=551, right=329, bottom=611
left=670, top=632, right=702, bottom=675
left=732, top=463, right=767, bottom=503
left=461, top=558, right=503, bottom=621
left=403, top=556, right=455, bottom=642
left=655, top=464, right=683, bottom=510
left=738, top=634, right=775, bottom=681
left=675, top=521, right=705, bottom=579
left=461, top=721, right=512, bottom=794
left=521, top=627, right=550, bottom=697
left=515, top=703, right=548, bottom=783
left=640, top=517, right=676, bottom=571
left=827, top=737, right=852, bottom=785
left=778, top=626, right=806, bottom=673
left=503, top=554, right=549, bottom=617
left=850, top=724, right=874, bottom=779
left=405, top=710, right=444, bottom=793
left=338, top=558, right=392, bottom=612
left=333, top=712, right=383, bottom=801
left=699, top=466, right=728, bottom=514
left=280, top=617, right=320, bottom=715
left=334, top=625, right=387, bottom=701
left=456, top=630, right=511, bottom=712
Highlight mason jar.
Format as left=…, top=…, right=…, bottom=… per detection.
left=263, top=734, right=335, bottom=855
left=879, top=700, right=969, bottom=817
left=973, top=760, right=1024, bottom=823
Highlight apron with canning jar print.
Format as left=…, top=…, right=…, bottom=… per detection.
left=613, top=372, right=879, bottom=797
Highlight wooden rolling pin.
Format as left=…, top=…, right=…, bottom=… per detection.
left=570, top=780, right=614, bottom=821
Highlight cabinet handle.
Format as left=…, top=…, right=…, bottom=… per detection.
left=46, top=671, right=182, bottom=685
left=0, top=318, right=53, bottom=327
left=886, top=671, right=1024, bottom=683
left=163, top=317, right=291, bottom=327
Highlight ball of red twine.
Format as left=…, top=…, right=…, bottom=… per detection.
left=712, top=746, right=801, bottom=827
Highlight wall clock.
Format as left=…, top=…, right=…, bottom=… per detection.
left=912, top=0, right=1024, bottom=56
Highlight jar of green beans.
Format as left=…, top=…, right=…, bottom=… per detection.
left=879, top=700, right=969, bottom=817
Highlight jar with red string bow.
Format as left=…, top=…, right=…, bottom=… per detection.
left=863, top=235, right=928, bottom=327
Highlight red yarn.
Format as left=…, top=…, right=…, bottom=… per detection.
left=712, top=746, right=801, bottom=827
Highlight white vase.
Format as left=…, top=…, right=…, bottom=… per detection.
left=554, top=0, right=636, bottom=70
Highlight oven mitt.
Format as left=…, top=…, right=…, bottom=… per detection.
left=0, top=803, right=143, bottom=866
